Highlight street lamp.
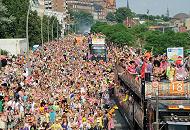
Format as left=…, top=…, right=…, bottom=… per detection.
left=47, top=10, right=54, bottom=43
left=41, top=13, right=44, bottom=48
left=52, top=14, right=57, bottom=41
left=26, top=0, right=31, bottom=55
left=47, top=1, right=53, bottom=43
left=26, top=0, right=31, bottom=76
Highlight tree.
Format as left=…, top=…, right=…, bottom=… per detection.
left=0, top=0, right=14, bottom=37
left=91, top=22, right=134, bottom=46
left=106, top=12, right=116, bottom=22
left=69, top=10, right=93, bottom=33
left=1, top=0, right=62, bottom=46
left=115, top=7, right=134, bottom=23
left=91, top=20, right=190, bottom=54
left=0, top=0, right=14, bottom=24
left=91, top=21, right=107, bottom=33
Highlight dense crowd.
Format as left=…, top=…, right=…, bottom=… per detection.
left=116, top=47, right=190, bottom=82
left=0, top=36, right=117, bottom=130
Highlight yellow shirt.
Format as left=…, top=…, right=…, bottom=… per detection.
left=96, top=116, right=103, bottom=128
left=39, top=107, right=44, bottom=112
left=49, top=123, right=63, bottom=130
left=45, top=113, right=49, bottom=123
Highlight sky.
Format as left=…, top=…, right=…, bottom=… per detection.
left=116, top=0, right=190, bottom=17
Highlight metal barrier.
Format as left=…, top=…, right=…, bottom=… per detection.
left=116, top=64, right=141, bottom=97
left=117, top=63, right=190, bottom=100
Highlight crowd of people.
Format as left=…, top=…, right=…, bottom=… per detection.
left=0, top=35, right=117, bottom=130
left=117, top=47, right=190, bottom=82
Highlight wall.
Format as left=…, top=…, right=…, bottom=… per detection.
left=0, top=39, right=27, bottom=55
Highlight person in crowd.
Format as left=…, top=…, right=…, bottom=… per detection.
left=0, top=34, right=117, bottom=130
left=166, top=63, right=176, bottom=81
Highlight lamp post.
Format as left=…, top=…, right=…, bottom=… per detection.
left=47, top=9, right=50, bottom=44
left=52, top=15, right=57, bottom=41
left=41, top=15, right=44, bottom=47
left=26, top=0, right=31, bottom=76
left=26, top=0, right=31, bottom=55
left=46, top=2, right=52, bottom=44
left=48, top=10, right=54, bottom=43
left=57, top=20, right=59, bottom=41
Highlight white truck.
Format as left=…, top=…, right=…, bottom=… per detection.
left=0, top=38, right=28, bottom=55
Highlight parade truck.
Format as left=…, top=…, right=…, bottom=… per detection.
left=115, top=62, right=190, bottom=130
left=89, top=36, right=107, bottom=62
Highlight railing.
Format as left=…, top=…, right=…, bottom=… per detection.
left=116, top=62, right=190, bottom=100
left=116, top=63, right=141, bottom=97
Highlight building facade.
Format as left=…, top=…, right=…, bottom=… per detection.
left=170, top=13, right=190, bottom=32
left=31, top=0, right=68, bottom=37
left=66, top=0, right=116, bottom=20
left=185, top=18, right=190, bottom=31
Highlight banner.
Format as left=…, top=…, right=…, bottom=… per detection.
left=167, top=47, right=184, bottom=63
left=92, top=38, right=105, bottom=45
left=145, top=81, right=190, bottom=99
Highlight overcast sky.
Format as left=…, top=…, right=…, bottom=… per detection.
left=116, top=0, right=190, bottom=17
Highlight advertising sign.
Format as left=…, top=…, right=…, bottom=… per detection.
left=167, top=47, right=184, bottom=63
left=145, top=81, right=190, bottom=99
left=134, top=102, right=144, bottom=129
left=92, top=38, right=105, bottom=45
left=92, top=46, right=106, bottom=50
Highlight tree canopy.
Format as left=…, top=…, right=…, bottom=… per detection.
left=91, top=22, right=190, bottom=54
left=106, top=12, right=116, bottom=22
left=115, top=7, right=134, bottom=23
left=68, top=10, right=94, bottom=33
left=1, top=0, right=62, bottom=47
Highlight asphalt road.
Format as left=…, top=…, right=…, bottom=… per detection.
left=114, top=109, right=131, bottom=130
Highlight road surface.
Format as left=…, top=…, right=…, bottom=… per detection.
left=114, top=109, right=131, bottom=130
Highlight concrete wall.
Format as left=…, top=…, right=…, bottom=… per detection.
left=0, top=39, right=27, bottom=55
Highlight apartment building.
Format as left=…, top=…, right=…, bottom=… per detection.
left=66, top=0, right=116, bottom=20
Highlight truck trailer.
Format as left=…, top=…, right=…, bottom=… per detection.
left=115, top=61, right=190, bottom=130
left=89, top=36, right=107, bottom=61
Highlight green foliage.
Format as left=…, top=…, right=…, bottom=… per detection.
left=69, top=10, right=93, bottom=25
left=91, top=22, right=134, bottom=46
left=115, top=7, right=134, bottom=23
left=1, top=0, right=62, bottom=47
left=136, top=14, right=170, bottom=22
left=143, top=31, right=190, bottom=54
left=0, top=0, right=14, bottom=24
left=68, top=10, right=93, bottom=33
left=0, top=49, right=8, bottom=55
left=90, top=21, right=107, bottom=33
left=106, top=12, right=116, bottom=22
left=91, top=22, right=190, bottom=55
